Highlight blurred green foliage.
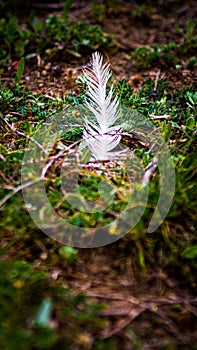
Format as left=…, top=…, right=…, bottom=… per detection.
left=0, top=11, right=113, bottom=68
left=130, top=19, right=197, bottom=69
left=0, top=260, right=105, bottom=349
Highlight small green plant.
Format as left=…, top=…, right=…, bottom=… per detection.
left=5, top=16, right=18, bottom=49
left=63, top=0, right=74, bottom=21
left=14, top=56, right=25, bottom=89
left=91, top=0, right=118, bottom=20
left=186, top=91, right=197, bottom=116
left=0, top=87, right=14, bottom=112
left=58, top=246, right=78, bottom=264
left=181, top=245, right=197, bottom=259
left=0, top=16, right=31, bottom=63
left=91, top=2, right=107, bottom=21
left=186, top=116, right=195, bottom=131
left=62, top=127, right=82, bottom=141
left=130, top=44, right=179, bottom=68
left=174, top=18, right=197, bottom=45
left=187, top=55, right=196, bottom=68
left=131, top=4, right=147, bottom=18
left=69, top=22, right=113, bottom=56
left=161, top=120, right=173, bottom=142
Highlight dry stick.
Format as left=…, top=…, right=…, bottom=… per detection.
left=86, top=291, right=196, bottom=307
left=154, top=68, right=161, bottom=92
left=183, top=302, right=197, bottom=317
left=0, top=180, right=39, bottom=208
left=142, top=157, right=157, bottom=187
left=86, top=290, right=140, bottom=304
left=30, top=1, right=65, bottom=9
left=154, top=308, right=181, bottom=340
left=100, top=306, right=145, bottom=339
left=0, top=154, right=6, bottom=161
left=72, top=63, right=92, bottom=71
left=0, top=170, right=10, bottom=185
left=150, top=114, right=171, bottom=120
left=0, top=116, right=47, bottom=153
left=85, top=290, right=197, bottom=339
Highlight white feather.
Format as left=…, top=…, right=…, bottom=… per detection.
left=83, top=52, right=122, bottom=160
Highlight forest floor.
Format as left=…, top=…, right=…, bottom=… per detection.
left=0, top=1, right=197, bottom=349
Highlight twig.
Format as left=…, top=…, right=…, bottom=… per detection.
left=100, top=306, right=145, bottom=339
left=120, top=131, right=148, bottom=143
left=44, top=94, right=57, bottom=100
left=150, top=114, right=171, bottom=120
left=0, top=171, right=10, bottom=185
left=0, top=180, right=38, bottom=208
left=0, top=154, right=6, bottom=161
left=154, top=69, right=160, bottom=92
left=142, top=157, right=157, bottom=186
left=99, top=294, right=197, bottom=339
left=72, top=63, right=92, bottom=71
left=30, top=2, right=65, bottom=9
left=0, top=116, right=47, bottom=153
left=86, top=291, right=140, bottom=305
